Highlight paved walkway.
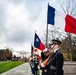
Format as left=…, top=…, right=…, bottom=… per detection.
left=0, top=62, right=32, bottom=75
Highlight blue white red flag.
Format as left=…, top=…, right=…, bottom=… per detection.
left=47, top=5, right=76, bottom=34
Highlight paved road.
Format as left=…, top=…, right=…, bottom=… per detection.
left=0, top=62, right=32, bottom=75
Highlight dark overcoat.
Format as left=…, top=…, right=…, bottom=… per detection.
left=47, top=50, right=64, bottom=75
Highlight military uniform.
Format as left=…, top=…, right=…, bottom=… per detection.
left=47, top=39, right=64, bottom=75
left=33, top=56, right=39, bottom=75
left=41, top=66, right=47, bottom=75
left=47, top=50, right=64, bottom=75
left=41, top=52, right=48, bottom=75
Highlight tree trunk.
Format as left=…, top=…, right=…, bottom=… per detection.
left=68, top=33, right=72, bottom=61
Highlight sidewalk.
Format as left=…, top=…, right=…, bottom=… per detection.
left=0, top=62, right=32, bottom=75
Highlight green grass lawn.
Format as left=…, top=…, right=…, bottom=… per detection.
left=0, top=61, right=24, bottom=74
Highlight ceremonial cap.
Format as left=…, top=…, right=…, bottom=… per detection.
left=51, top=39, right=62, bottom=45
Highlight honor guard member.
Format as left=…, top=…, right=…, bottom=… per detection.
left=40, top=48, right=48, bottom=75
left=39, top=39, right=64, bottom=75
left=38, top=48, right=52, bottom=75
left=33, top=54, right=39, bottom=75
left=47, top=39, right=64, bottom=75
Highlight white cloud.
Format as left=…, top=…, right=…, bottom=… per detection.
left=0, top=0, right=63, bottom=52
left=5, top=3, right=30, bottom=29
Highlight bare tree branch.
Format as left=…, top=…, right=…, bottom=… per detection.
left=70, top=0, right=76, bottom=16
left=59, top=2, right=66, bottom=14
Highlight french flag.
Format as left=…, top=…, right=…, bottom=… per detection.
left=34, top=33, right=45, bottom=51
left=47, top=5, right=76, bottom=34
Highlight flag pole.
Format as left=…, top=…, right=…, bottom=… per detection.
left=31, top=43, right=33, bottom=57
left=46, top=3, right=49, bottom=48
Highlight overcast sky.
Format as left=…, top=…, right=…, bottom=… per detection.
left=0, top=0, right=65, bottom=52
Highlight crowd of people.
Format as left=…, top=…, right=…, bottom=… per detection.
left=29, top=39, right=64, bottom=75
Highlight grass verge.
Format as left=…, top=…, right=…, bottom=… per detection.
left=0, top=61, right=24, bottom=74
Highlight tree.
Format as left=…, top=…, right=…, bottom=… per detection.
left=43, top=0, right=76, bottom=61
left=43, top=26, right=67, bottom=48
left=59, top=0, right=76, bottom=61
left=6, top=48, right=12, bottom=60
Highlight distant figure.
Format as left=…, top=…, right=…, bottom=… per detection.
left=29, top=55, right=34, bottom=74
left=33, top=54, right=39, bottom=75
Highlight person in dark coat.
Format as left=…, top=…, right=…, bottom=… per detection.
left=47, top=39, right=64, bottom=75
left=29, top=55, right=34, bottom=74
left=39, top=48, right=51, bottom=75
left=33, top=54, right=39, bottom=75
left=40, top=52, right=48, bottom=75
left=39, top=39, right=64, bottom=75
